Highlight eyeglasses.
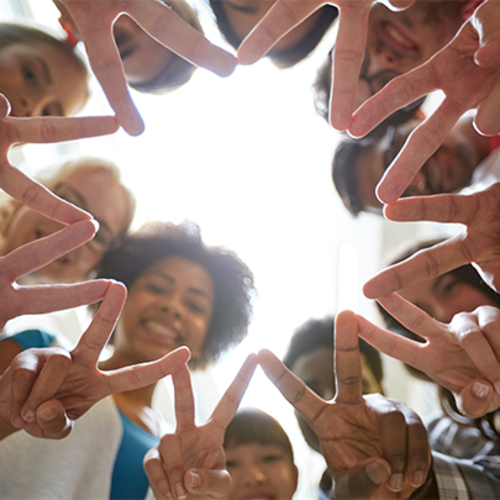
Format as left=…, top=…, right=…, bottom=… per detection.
left=358, top=49, right=402, bottom=97
left=52, top=182, right=118, bottom=254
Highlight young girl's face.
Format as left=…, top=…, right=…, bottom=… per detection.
left=0, top=42, right=87, bottom=117
left=112, top=256, right=214, bottom=365
left=225, top=443, right=297, bottom=500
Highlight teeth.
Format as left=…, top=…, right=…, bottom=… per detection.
left=386, top=24, right=413, bottom=49
left=145, top=321, right=177, bottom=339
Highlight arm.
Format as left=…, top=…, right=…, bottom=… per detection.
left=144, top=355, right=257, bottom=500
left=350, top=0, right=500, bottom=203
left=58, top=0, right=237, bottom=136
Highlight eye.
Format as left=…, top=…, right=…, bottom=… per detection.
left=262, top=454, right=282, bottom=463
left=146, top=283, right=167, bottom=294
left=22, top=64, right=38, bottom=86
left=225, top=460, right=237, bottom=468
left=187, top=301, right=206, bottom=314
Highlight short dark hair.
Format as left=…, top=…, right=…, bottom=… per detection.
left=332, top=137, right=377, bottom=217
left=224, top=407, right=294, bottom=464
left=127, top=0, right=203, bottom=94
left=283, top=315, right=383, bottom=385
left=377, top=239, right=500, bottom=381
left=95, top=221, right=255, bottom=369
left=207, top=1, right=337, bottom=68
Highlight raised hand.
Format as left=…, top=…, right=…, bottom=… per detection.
left=258, top=311, right=430, bottom=499
left=350, top=1, right=500, bottom=204
left=237, top=0, right=415, bottom=131
left=144, top=355, right=257, bottom=500
left=59, top=0, right=237, bottom=136
left=357, top=294, right=500, bottom=418
left=0, top=282, right=191, bottom=440
left=364, top=183, right=500, bottom=298
left=0, top=94, right=118, bottom=224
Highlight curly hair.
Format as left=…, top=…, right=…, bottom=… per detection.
left=95, top=221, right=255, bottom=369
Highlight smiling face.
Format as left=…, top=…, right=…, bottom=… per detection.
left=225, top=443, right=298, bottom=500
left=399, top=272, right=499, bottom=324
left=0, top=42, right=87, bottom=117
left=355, top=1, right=464, bottom=109
left=3, top=166, right=131, bottom=283
left=113, top=15, right=175, bottom=85
left=112, top=257, right=214, bottom=365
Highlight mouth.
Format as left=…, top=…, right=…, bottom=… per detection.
left=142, top=320, right=180, bottom=345
left=380, top=21, right=419, bottom=54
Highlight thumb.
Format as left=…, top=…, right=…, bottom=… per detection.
left=36, top=400, right=73, bottom=439
left=184, top=468, right=231, bottom=499
left=456, top=379, right=495, bottom=418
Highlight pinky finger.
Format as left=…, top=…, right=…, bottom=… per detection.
left=144, top=447, right=172, bottom=500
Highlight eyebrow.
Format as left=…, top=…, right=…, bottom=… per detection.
left=147, top=272, right=213, bottom=301
left=224, top=1, right=260, bottom=14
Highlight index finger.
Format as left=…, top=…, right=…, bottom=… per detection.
left=363, top=235, right=471, bottom=298
left=376, top=97, right=465, bottom=204
left=211, top=354, right=258, bottom=429
left=237, top=0, right=324, bottom=65
left=334, top=310, right=363, bottom=404
left=258, top=349, right=326, bottom=423
left=329, top=0, right=371, bottom=131
left=128, top=3, right=236, bottom=77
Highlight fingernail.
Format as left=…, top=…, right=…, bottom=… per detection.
left=165, top=492, right=174, bottom=500
left=388, top=473, right=404, bottom=492
left=412, top=470, right=426, bottom=487
left=175, top=482, right=187, bottom=500
left=473, top=382, right=491, bottom=398
left=365, top=461, right=391, bottom=485
left=22, top=410, right=35, bottom=423
left=494, top=381, right=500, bottom=394
left=40, top=406, right=58, bottom=422
left=11, top=415, right=25, bottom=428
left=187, top=470, right=200, bottom=489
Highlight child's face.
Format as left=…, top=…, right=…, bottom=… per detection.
left=0, top=42, right=87, bottom=117
left=225, top=443, right=297, bottom=500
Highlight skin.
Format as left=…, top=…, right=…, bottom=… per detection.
left=355, top=116, right=489, bottom=212
left=399, top=272, right=499, bottom=323
left=225, top=443, right=298, bottom=500
left=0, top=43, right=87, bottom=117
left=2, top=167, right=131, bottom=283
left=220, top=0, right=323, bottom=54
left=355, top=1, right=465, bottom=109
left=113, top=15, right=175, bottom=85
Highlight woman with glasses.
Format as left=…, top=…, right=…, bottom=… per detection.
left=0, top=157, right=135, bottom=284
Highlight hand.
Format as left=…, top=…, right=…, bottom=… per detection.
left=364, top=183, right=500, bottom=298
left=0, top=282, right=191, bottom=440
left=237, top=0, right=415, bottom=131
left=144, top=355, right=257, bottom=500
left=258, top=311, right=430, bottom=499
left=358, top=294, right=500, bottom=418
left=350, top=3, right=500, bottom=204
left=0, top=94, right=118, bottom=224
left=59, top=0, right=237, bottom=136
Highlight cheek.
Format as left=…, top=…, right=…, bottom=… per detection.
left=268, top=464, right=296, bottom=496
left=187, top=318, right=210, bottom=357
left=68, top=245, right=102, bottom=275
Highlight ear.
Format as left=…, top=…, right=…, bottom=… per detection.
left=292, top=464, right=299, bottom=493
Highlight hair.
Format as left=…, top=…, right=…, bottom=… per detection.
left=332, top=137, right=377, bottom=217
left=207, top=1, right=337, bottom=68
left=95, top=221, right=255, bottom=369
left=313, top=54, right=424, bottom=131
left=224, top=407, right=294, bottom=463
left=377, top=239, right=500, bottom=381
left=283, top=315, right=383, bottom=385
left=128, top=0, right=203, bottom=94
left=0, top=22, right=89, bottom=103
left=0, top=157, right=135, bottom=263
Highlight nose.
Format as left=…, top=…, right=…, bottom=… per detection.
left=158, top=293, right=183, bottom=319
left=368, top=46, right=400, bottom=74
left=241, top=464, right=266, bottom=486
left=431, top=302, right=455, bottom=324
left=19, top=94, right=47, bottom=118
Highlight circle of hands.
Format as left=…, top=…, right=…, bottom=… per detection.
left=2, top=0, right=500, bottom=499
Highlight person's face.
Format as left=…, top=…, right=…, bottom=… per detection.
left=113, top=257, right=214, bottom=365
left=399, top=272, right=499, bottom=324
left=290, top=347, right=383, bottom=452
left=0, top=42, right=87, bottom=117
left=4, top=167, right=131, bottom=283
left=225, top=443, right=298, bottom=500
left=355, top=119, right=477, bottom=212
left=219, top=0, right=323, bottom=53
left=355, top=1, right=463, bottom=109
left=113, top=15, right=175, bottom=85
